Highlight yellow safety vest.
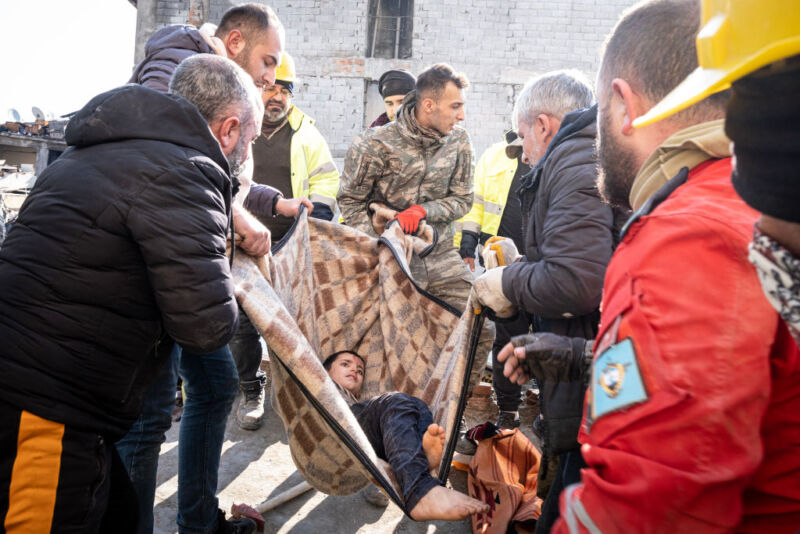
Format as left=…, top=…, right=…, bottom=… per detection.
left=287, top=107, right=340, bottom=211
left=454, top=141, right=518, bottom=247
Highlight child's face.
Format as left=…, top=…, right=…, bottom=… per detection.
left=328, top=353, right=365, bottom=395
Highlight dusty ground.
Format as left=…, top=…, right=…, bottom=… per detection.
left=153, top=361, right=540, bottom=534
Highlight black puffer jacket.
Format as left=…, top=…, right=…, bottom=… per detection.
left=0, top=85, right=238, bottom=439
left=502, top=105, right=614, bottom=339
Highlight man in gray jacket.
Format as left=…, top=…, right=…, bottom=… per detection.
left=471, top=70, right=619, bottom=533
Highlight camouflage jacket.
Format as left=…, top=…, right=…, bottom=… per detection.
left=338, top=92, right=474, bottom=248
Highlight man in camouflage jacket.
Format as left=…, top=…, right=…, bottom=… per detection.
left=338, top=63, right=494, bottom=396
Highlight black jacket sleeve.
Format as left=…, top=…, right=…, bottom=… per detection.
left=127, top=160, right=238, bottom=354
left=502, top=160, right=614, bottom=318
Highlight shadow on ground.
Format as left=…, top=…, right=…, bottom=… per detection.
left=153, top=366, right=540, bottom=534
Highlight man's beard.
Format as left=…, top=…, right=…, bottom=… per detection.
left=226, top=133, right=249, bottom=180
left=596, top=109, right=639, bottom=210
left=263, top=101, right=289, bottom=123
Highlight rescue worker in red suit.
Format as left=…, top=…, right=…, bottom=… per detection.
left=493, top=0, right=800, bottom=532
left=632, top=0, right=800, bottom=348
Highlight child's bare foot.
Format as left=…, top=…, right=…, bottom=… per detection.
left=422, top=424, right=445, bottom=471
left=409, top=485, right=489, bottom=521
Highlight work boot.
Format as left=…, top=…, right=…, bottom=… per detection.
left=495, top=410, right=520, bottom=430
left=532, top=414, right=545, bottom=440
left=214, top=509, right=256, bottom=534
left=172, top=383, right=184, bottom=422
left=455, top=416, right=477, bottom=455
left=360, top=484, right=389, bottom=507
left=236, top=380, right=265, bottom=431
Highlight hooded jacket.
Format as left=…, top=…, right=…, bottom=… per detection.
left=128, top=24, right=215, bottom=92
left=502, top=106, right=616, bottom=339
left=0, top=85, right=238, bottom=440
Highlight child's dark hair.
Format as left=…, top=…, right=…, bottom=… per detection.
left=323, top=350, right=366, bottom=370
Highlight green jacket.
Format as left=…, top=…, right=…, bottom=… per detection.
left=338, top=92, right=475, bottom=248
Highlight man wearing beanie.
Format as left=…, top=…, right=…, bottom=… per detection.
left=495, top=1, right=800, bottom=531
left=370, top=69, right=416, bottom=128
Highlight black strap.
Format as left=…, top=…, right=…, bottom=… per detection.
left=619, top=167, right=690, bottom=240
left=437, top=308, right=487, bottom=482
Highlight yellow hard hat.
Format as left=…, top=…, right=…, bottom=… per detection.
left=275, top=51, right=297, bottom=83
left=634, top=0, right=800, bottom=128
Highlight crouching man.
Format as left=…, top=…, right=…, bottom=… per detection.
left=0, top=54, right=262, bottom=533
left=324, top=351, right=489, bottom=521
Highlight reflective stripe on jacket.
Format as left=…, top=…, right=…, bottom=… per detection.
left=453, top=141, right=517, bottom=247
left=287, top=106, right=339, bottom=211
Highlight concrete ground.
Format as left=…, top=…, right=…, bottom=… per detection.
left=153, top=364, right=540, bottom=534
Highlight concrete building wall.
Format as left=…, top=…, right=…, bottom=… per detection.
left=136, top=0, right=636, bottom=166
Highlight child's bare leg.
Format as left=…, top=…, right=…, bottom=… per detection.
left=409, top=486, right=489, bottom=521
left=421, top=424, right=445, bottom=471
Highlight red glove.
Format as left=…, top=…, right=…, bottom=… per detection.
left=395, top=205, right=427, bottom=234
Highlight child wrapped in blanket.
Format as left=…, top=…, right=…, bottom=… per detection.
left=324, top=350, right=489, bottom=521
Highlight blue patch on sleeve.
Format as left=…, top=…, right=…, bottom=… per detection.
left=591, top=338, right=648, bottom=420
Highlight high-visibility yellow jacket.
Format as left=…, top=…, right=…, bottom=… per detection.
left=287, top=106, right=339, bottom=211
left=454, top=141, right=518, bottom=247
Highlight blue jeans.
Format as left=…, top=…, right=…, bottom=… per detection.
left=116, top=344, right=239, bottom=534
left=177, top=345, right=239, bottom=534
left=116, top=344, right=179, bottom=534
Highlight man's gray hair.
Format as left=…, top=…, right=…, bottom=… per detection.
left=169, top=54, right=262, bottom=127
left=513, top=70, right=595, bottom=127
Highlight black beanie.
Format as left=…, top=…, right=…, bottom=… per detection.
left=378, top=69, right=416, bottom=98
left=727, top=60, right=800, bottom=222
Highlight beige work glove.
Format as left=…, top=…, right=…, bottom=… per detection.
left=471, top=265, right=516, bottom=318
left=481, top=236, right=521, bottom=270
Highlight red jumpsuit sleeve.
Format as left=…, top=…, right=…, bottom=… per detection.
left=553, top=212, right=780, bottom=534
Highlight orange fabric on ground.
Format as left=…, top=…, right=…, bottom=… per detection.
left=5, top=410, right=64, bottom=534
left=468, top=428, right=542, bottom=534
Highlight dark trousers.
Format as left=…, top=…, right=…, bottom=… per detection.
left=351, top=393, right=440, bottom=512
left=535, top=450, right=586, bottom=534
left=116, top=344, right=239, bottom=534
left=116, top=346, right=178, bottom=534
left=492, top=313, right=530, bottom=412
left=228, top=306, right=267, bottom=391
left=0, top=400, right=137, bottom=534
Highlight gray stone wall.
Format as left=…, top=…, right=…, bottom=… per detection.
left=136, top=0, right=636, bottom=166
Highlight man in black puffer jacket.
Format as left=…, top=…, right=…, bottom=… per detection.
left=0, top=54, right=262, bottom=533
left=471, top=71, right=622, bottom=533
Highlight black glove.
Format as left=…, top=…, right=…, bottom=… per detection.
left=511, top=332, right=592, bottom=456
left=459, top=230, right=479, bottom=259
left=510, top=332, right=592, bottom=384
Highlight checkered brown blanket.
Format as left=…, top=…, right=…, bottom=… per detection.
left=232, top=211, right=479, bottom=504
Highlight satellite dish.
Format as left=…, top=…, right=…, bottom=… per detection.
left=7, top=109, right=21, bottom=122
left=32, top=107, right=45, bottom=121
